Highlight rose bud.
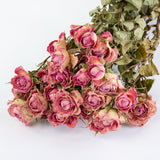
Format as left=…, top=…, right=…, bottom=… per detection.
left=27, top=88, right=48, bottom=117
left=86, top=56, right=105, bottom=86
left=95, top=73, right=125, bottom=95
left=115, top=88, right=137, bottom=113
left=52, top=90, right=83, bottom=116
left=73, top=68, right=90, bottom=87
left=104, top=47, right=118, bottom=64
left=44, top=84, right=59, bottom=101
left=92, top=39, right=108, bottom=57
left=50, top=32, right=70, bottom=72
left=83, top=89, right=111, bottom=111
left=70, top=24, right=99, bottom=49
left=48, top=112, right=68, bottom=127
left=88, top=109, right=121, bottom=134
left=127, top=94, right=157, bottom=126
left=37, top=69, right=48, bottom=83
left=66, top=116, right=79, bottom=128
left=100, top=31, right=113, bottom=42
left=11, top=66, right=33, bottom=93
left=8, top=98, right=33, bottom=126
left=48, top=67, right=73, bottom=89
left=47, top=40, right=58, bottom=55
left=79, top=32, right=98, bottom=49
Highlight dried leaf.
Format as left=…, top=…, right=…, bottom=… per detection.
left=134, top=27, right=144, bottom=40
left=135, top=44, right=148, bottom=61
left=115, top=54, right=132, bottom=65
left=123, top=22, right=134, bottom=31
left=121, top=40, right=133, bottom=54
left=126, top=0, right=143, bottom=9
left=101, top=0, right=111, bottom=6
left=138, top=61, right=159, bottom=77
left=144, top=0, right=159, bottom=8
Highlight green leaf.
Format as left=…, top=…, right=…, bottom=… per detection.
left=126, top=0, right=143, bottom=9
left=115, top=54, right=133, bottom=65
left=135, top=17, right=146, bottom=29
left=134, top=27, right=144, bottom=40
left=138, top=61, right=159, bottom=77
left=123, top=21, right=134, bottom=31
left=122, top=70, right=133, bottom=83
left=101, top=0, right=111, bottom=6
left=135, top=44, right=148, bottom=61
left=144, top=0, right=159, bottom=8
left=89, top=8, right=100, bottom=16
left=101, top=12, right=112, bottom=22
left=114, top=31, right=131, bottom=44
left=144, top=79, right=154, bottom=92
left=151, top=8, right=160, bottom=20
left=121, top=40, right=133, bottom=54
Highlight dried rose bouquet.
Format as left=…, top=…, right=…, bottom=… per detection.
left=8, top=0, right=160, bottom=134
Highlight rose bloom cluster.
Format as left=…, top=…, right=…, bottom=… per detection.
left=8, top=24, right=157, bottom=134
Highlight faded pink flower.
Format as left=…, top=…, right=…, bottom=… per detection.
left=47, top=40, right=58, bottom=55
left=83, top=89, right=111, bottom=111
left=48, top=65, right=73, bottom=88
left=50, top=32, right=70, bottom=72
left=52, top=90, right=82, bottom=116
left=27, top=89, right=48, bottom=117
left=8, top=98, right=33, bottom=125
left=92, top=39, right=108, bottom=57
left=100, top=31, right=113, bottom=42
left=73, top=68, right=90, bottom=87
left=70, top=24, right=97, bottom=49
left=88, top=109, right=121, bottom=134
left=66, top=116, right=79, bottom=128
left=95, top=73, right=125, bottom=95
left=86, top=56, right=105, bottom=86
left=48, top=112, right=68, bottom=127
left=44, top=85, right=59, bottom=101
left=103, top=47, right=118, bottom=64
left=115, top=88, right=137, bottom=113
left=127, top=94, right=157, bottom=126
left=37, top=69, right=48, bottom=83
left=11, top=66, right=33, bottom=93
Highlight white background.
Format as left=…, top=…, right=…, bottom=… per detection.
left=0, top=0, right=160, bottom=160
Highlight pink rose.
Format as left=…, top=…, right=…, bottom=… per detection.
left=88, top=109, right=121, bottom=134
left=91, top=31, right=113, bottom=57
left=27, top=89, right=48, bottom=117
left=37, top=69, right=48, bottom=83
left=66, top=116, right=78, bottom=128
left=115, top=88, right=137, bottom=113
left=103, top=48, right=118, bottom=64
left=73, top=68, right=90, bottom=87
left=86, top=56, right=105, bottom=86
left=8, top=98, right=33, bottom=125
left=100, top=31, right=113, bottom=42
left=48, top=66, right=73, bottom=88
left=127, top=94, right=157, bottom=126
left=48, top=112, right=68, bottom=127
left=83, top=89, right=111, bottom=111
left=70, top=24, right=97, bottom=49
left=44, top=85, right=59, bottom=101
left=95, top=73, right=125, bottom=95
left=92, top=39, right=108, bottom=57
left=50, top=32, right=70, bottom=72
left=11, top=66, right=33, bottom=93
left=52, top=90, right=82, bottom=116
left=80, top=105, right=93, bottom=120
left=47, top=40, right=58, bottom=55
